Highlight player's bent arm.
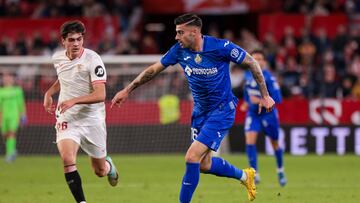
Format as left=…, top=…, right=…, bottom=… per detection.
left=44, top=79, right=60, bottom=113
left=71, top=83, right=106, bottom=104
left=125, top=61, right=165, bottom=94
left=44, top=79, right=60, bottom=97
left=242, top=53, right=269, bottom=97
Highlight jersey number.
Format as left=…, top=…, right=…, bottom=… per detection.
left=57, top=122, right=68, bottom=131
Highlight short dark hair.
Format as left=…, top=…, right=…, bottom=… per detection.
left=250, top=50, right=266, bottom=58
left=60, top=20, right=86, bottom=39
left=174, top=13, right=202, bottom=28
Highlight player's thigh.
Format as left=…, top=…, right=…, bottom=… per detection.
left=56, top=122, right=82, bottom=163
left=244, top=113, right=261, bottom=134
left=7, top=117, right=19, bottom=133
left=1, top=117, right=16, bottom=135
left=57, top=139, right=80, bottom=164
left=195, top=107, right=235, bottom=152
left=79, top=122, right=107, bottom=159
left=262, top=112, right=280, bottom=140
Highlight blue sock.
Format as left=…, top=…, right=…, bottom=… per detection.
left=274, top=148, right=284, bottom=169
left=179, top=162, right=200, bottom=203
left=206, top=157, right=242, bottom=180
left=246, top=144, right=257, bottom=170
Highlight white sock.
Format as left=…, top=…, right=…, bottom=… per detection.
left=240, top=170, right=247, bottom=181
left=277, top=167, right=284, bottom=173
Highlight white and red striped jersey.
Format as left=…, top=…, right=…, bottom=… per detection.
left=52, top=48, right=107, bottom=126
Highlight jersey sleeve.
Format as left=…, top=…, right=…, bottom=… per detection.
left=90, top=53, right=107, bottom=84
left=221, top=41, right=247, bottom=64
left=266, top=72, right=282, bottom=104
left=160, top=44, right=179, bottom=68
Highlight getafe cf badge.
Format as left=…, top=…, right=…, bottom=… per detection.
left=195, top=54, right=202, bottom=64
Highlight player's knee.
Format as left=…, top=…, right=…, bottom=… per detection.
left=184, top=152, right=200, bottom=163
left=60, top=154, right=76, bottom=166
left=270, top=139, right=279, bottom=149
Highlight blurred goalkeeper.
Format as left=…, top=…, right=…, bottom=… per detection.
left=0, top=72, right=26, bottom=163
left=112, top=13, right=275, bottom=202
left=43, top=20, right=118, bottom=203
left=240, top=50, right=287, bottom=186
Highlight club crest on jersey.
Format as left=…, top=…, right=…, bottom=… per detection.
left=185, top=65, right=192, bottom=76
left=77, top=64, right=84, bottom=71
left=95, top=66, right=105, bottom=77
left=195, top=54, right=202, bottom=64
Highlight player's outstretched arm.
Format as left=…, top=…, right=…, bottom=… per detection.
left=111, top=61, right=165, bottom=108
left=44, top=79, right=60, bottom=114
left=242, top=53, right=275, bottom=112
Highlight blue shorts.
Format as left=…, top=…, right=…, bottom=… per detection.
left=191, top=100, right=236, bottom=151
left=244, top=109, right=280, bottom=140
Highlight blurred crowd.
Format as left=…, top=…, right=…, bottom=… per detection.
left=0, top=0, right=145, bottom=55
left=229, top=24, right=360, bottom=100
left=0, top=0, right=360, bottom=100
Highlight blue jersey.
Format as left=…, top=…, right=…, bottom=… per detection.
left=243, top=69, right=281, bottom=140
left=243, top=69, right=282, bottom=115
left=161, top=35, right=246, bottom=114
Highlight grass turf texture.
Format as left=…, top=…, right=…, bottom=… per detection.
left=0, top=154, right=359, bottom=203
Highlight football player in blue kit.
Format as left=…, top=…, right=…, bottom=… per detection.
left=111, top=14, right=275, bottom=202
left=240, top=50, right=287, bottom=186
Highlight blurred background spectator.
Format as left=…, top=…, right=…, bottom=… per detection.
left=0, top=0, right=359, bottom=101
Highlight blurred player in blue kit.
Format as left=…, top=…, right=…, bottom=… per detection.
left=240, top=50, right=287, bottom=186
left=111, top=14, right=275, bottom=202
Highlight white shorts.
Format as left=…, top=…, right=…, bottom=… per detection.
left=55, top=121, right=107, bottom=158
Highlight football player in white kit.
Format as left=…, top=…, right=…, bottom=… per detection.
left=43, top=20, right=118, bottom=203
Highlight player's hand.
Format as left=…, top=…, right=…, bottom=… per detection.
left=20, top=115, right=27, bottom=126
left=58, top=99, right=76, bottom=114
left=43, top=94, right=56, bottom=114
left=258, top=95, right=275, bottom=113
left=240, top=102, right=248, bottom=112
left=111, top=89, right=129, bottom=108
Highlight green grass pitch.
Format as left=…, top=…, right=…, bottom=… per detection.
left=0, top=154, right=359, bottom=203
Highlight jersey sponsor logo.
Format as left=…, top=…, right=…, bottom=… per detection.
left=185, top=65, right=192, bottom=76
left=95, top=66, right=105, bottom=77
left=195, top=54, right=202, bottom=64
left=224, top=41, right=230, bottom=47
left=230, top=48, right=239, bottom=58
left=185, top=65, right=218, bottom=77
